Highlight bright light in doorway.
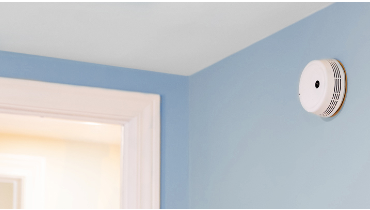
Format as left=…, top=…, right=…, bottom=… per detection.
left=0, top=113, right=122, bottom=145
left=82, top=122, right=102, bottom=126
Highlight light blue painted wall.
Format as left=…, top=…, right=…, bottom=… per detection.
left=189, top=3, right=370, bottom=208
left=0, top=51, right=189, bottom=209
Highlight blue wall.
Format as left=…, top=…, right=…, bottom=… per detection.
left=189, top=3, right=370, bottom=208
left=0, top=51, right=189, bottom=209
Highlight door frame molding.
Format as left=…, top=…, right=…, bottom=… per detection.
left=0, top=77, right=160, bottom=209
left=0, top=154, right=45, bottom=209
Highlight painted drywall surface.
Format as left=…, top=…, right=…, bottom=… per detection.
left=0, top=182, right=13, bottom=209
left=0, top=51, right=189, bottom=208
left=0, top=133, right=121, bottom=208
left=189, top=3, right=370, bottom=208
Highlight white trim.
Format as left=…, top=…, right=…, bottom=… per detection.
left=0, top=154, right=46, bottom=209
left=0, top=77, right=161, bottom=209
left=0, top=176, right=22, bottom=209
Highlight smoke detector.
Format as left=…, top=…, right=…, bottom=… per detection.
left=299, top=59, right=347, bottom=117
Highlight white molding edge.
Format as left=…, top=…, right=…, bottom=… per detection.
left=0, top=77, right=161, bottom=209
left=0, top=177, right=21, bottom=209
left=0, top=176, right=22, bottom=209
left=0, top=154, right=46, bottom=209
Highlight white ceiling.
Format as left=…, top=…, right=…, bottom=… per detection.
left=0, top=3, right=332, bottom=76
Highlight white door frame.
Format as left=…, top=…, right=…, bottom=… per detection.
left=0, top=154, right=46, bottom=209
left=0, top=177, right=21, bottom=209
left=0, top=77, right=160, bottom=209
left=0, top=176, right=22, bottom=209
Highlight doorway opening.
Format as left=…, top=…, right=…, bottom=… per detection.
left=0, top=77, right=160, bottom=208
left=0, top=113, right=122, bottom=208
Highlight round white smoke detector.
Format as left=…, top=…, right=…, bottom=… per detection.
left=299, top=59, right=347, bottom=118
